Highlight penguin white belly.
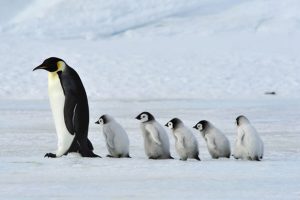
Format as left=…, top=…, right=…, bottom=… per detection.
left=48, top=73, right=75, bottom=157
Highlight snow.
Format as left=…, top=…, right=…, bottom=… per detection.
left=1, top=99, right=300, bottom=199
left=0, top=0, right=300, bottom=199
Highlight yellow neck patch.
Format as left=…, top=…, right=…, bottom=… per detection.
left=57, top=61, right=66, bottom=72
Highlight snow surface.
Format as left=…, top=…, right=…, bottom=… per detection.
left=0, top=0, right=300, bottom=199
left=1, top=99, right=300, bottom=199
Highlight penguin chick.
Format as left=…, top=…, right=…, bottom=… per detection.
left=95, top=114, right=130, bottom=158
left=135, top=112, right=173, bottom=159
left=165, top=118, right=200, bottom=161
left=233, top=115, right=264, bottom=161
left=33, top=57, right=99, bottom=158
left=193, top=120, right=231, bottom=159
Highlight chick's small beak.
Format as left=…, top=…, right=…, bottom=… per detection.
left=164, top=123, right=168, bottom=127
left=135, top=115, right=140, bottom=120
left=95, top=121, right=99, bottom=124
left=193, top=125, right=197, bottom=129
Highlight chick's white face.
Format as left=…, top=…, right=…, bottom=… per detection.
left=197, top=123, right=203, bottom=131
left=98, top=118, right=104, bottom=125
left=166, top=122, right=173, bottom=129
left=140, top=113, right=149, bottom=123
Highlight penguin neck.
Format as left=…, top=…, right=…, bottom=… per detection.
left=48, top=71, right=60, bottom=80
left=48, top=71, right=64, bottom=98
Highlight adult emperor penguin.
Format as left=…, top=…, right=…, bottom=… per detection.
left=193, top=120, right=231, bottom=159
left=33, top=57, right=99, bottom=158
left=165, top=118, right=200, bottom=161
left=95, top=114, right=130, bottom=158
left=233, top=115, right=264, bottom=161
left=135, top=112, right=173, bottom=159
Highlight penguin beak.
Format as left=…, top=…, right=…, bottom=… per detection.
left=192, top=125, right=197, bottom=129
left=33, top=64, right=46, bottom=71
left=164, top=123, right=168, bottom=127
left=95, top=121, right=100, bottom=124
left=135, top=115, right=140, bottom=120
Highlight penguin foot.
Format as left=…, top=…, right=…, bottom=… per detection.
left=254, top=156, right=261, bottom=161
left=106, top=155, right=114, bottom=158
left=180, top=158, right=188, bottom=161
left=168, top=156, right=174, bottom=159
left=125, top=154, right=131, bottom=158
left=194, top=156, right=201, bottom=161
left=81, top=151, right=101, bottom=158
left=149, top=156, right=159, bottom=159
left=44, top=153, right=56, bottom=158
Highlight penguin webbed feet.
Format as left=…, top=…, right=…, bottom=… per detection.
left=44, top=153, right=56, bottom=158
left=80, top=151, right=101, bottom=158
left=126, top=154, right=131, bottom=158
left=194, top=156, right=201, bottom=161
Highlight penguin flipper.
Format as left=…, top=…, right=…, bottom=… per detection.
left=238, top=128, right=246, bottom=146
left=177, top=136, right=185, bottom=150
left=105, top=127, right=115, bottom=149
left=63, top=94, right=78, bottom=135
left=207, top=138, right=217, bottom=151
left=145, top=124, right=161, bottom=145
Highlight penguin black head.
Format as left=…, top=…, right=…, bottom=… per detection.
left=236, top=115, right=249, bottom=126
left=33, top=57, right=67, bottom=73
left=95, top=114, right=110, bottom=125
left=135, top=112, right=155, bottom=123
left=165, top=118, right=183, bottom=130
left=193, top=120, right=209, bottom=131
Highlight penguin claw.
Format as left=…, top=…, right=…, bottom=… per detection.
left=44, top=153, right=56, bottom=158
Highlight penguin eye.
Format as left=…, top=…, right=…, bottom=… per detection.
left=168, top=122, right=172, bottom=127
